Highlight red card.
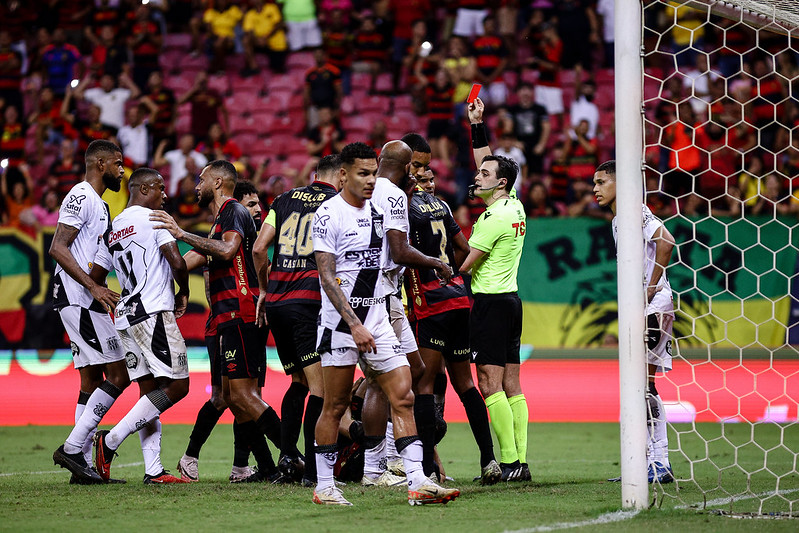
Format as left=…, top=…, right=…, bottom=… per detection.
left=466, top=83, right=482, bottom=103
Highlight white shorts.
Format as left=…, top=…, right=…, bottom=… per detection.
left=535, top=85, right=565, bottom=115
left=388, top=293, right=418, bottom=354
left=119, top=311, right=189, bottom=380
left=452, top=8, right=488, bottom=38
left=478, top=81, right=508, bottom=107
left=319, top=319, right=408, bottom=375
left=60, top=306, right=124, bottom=369
left=646, top=310, right=674, bottom=373
left=286, top=19, right=322, bottom=51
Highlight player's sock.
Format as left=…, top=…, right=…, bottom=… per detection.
left=303, top=395, right=324, bottom=482
left=647, top=382, right=669, bottom=465
left=106, top=390, right=172, bottom=451
left=241, top=420, right=276, bottom=474
left=385, top=420, right=399, bottom=462
left=232, top=420, right=250, bottom=468
left=186, top=400, right=225, bottom=459
left=433, top=372, right=447, bottom=414
left=64, top=380, right=122, bottom=454
left=396, top=435, right=427, bottom=488
left=413, top=394, right=437, bottom=476
left=280, top=382, right=308, bottom=458
left=508, top=394, right=529, bottom=464
left=459, top=386, right=495, bottom=467
left=139, top=417, right=164, bottom=477
left=315, top=442, right=338, bottom=491
left=256, top=406, right=282, bottom=450
left=74, top=391, right=94, bottom=465
left=362, top=435, right=386, bottom=478
left=485, top=390, right=519, bottom=465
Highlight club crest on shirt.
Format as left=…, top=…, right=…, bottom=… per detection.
left=374, top=219, right=383, bottom=238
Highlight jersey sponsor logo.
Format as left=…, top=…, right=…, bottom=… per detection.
left=63, top=194, right=86, bottom=215
left=335, top=277, right=349, bottom=287
left=316, top=214, right=330, bottom=226
left=224, top=349, right=237, bottom=361
left=291, top=190, right=329, bottom=203
left=429, top=338, right=444, bottom=347
left=344, top=230, right=357, bottom=237
left=108, top=225, right=136, bottom=246
left=349, top=295, right=386, bottom=308
left=387, top=196, right=404, bottom=209
left=345, top=248, right=381, bottom=268
left=453, top=347, right=470, bottom=357
left=483, top=211, right=492, bottom=219
left=471, top=350, right=478, bottom=361
left=416, top=201, right=445, bottom=215
left=125, top=351, right=138, bottom=369
left=356, top=217, right=370, bottom=227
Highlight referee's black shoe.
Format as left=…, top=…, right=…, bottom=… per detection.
left=54, top=445, right=104, bottom=483
left=500, top=461, right=524, bottom=481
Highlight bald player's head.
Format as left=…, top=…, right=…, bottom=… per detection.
left=378, top=140, right=413, bottom=188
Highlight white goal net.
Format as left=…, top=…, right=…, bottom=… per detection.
left=633, top=0, right=799, bottom=515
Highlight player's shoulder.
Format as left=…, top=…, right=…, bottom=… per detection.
left=641, top=204, right=663, bottom=227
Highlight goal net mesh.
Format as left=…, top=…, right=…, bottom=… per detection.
left=640, top=0, right=799, bottom=515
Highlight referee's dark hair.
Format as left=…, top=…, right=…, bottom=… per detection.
left=482, top=154, right=519, bottom=192
left=317, top=154, right=341, bottom=175
left=400, top=132, right=431, bottom=154
left=340, top=142, right=377, bottom=167
left=233, top=180, right=258, bottom=202
left=596, top=160, right=616, bottom=178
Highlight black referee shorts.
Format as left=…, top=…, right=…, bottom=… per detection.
left=469, top=292, right=522, bottom=367
left=265, top=303, right=321, bottom=375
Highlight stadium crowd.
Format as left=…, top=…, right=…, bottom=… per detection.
left=1, top=1, right=797, bottom=231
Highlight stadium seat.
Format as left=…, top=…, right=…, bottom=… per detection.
left=520, top=69, right=539, bottom=85
left=225, top=91, right=261, bottom=114
left=164, top=73, right=195, bottom=94
left=174, top=114, right=191, bottom=136
left=340, top=95, right=357, bottom=115
left=266, top=73, right=298, bottom=93
left=163, top=33, right=192, bottom=52
left=359, top=95, right=391, bottom=114
left=230, top=73, right=266, bottom=94
left=159, top=50, right=184, bottom=72
left=342, top=115, right=375, bottom=135
left=393, top=94, right=413, bottom=113
left=233, top=132, right=258, bottom=152
left=229, top=114, right=259, bottom=135
left=374, top=73, right=393, bottom=93
left=178, top=54, right=209, bottom=73
left=287, top=52, right=314, bottom=71
left=207, top=73, right=230, bottom=95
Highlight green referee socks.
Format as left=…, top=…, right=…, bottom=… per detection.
left=508, top=394, right=529, bottom=464
left=485, top=391, right=519, bottom=465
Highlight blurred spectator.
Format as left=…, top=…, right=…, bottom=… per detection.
left=78, top=72, right=141, bottom=130
left=145, top=0, right=170, bottom=36
left=548, top=143, right=570, bottom=204
left=47, top=138, right=83, bottom=197
left=497, top=0, right=519, bottom=69
left=389, top=0, right=431, bottom=92
left=662, top=103, right=701, bottom=199
left=352, top=12, right=389, bottom=94
left=441, top=37, right=476, bottom=109
left=318, top=0, right=353, bottom=28
left=20, top=187, right=61, bottom=230
left=525, top=181, right=561, bottom=218
left=322, top=10, right=353, bottom=95
left=738, top=153, right=764, bottom=210
left=570, top=65, right=598, bottom=140
left=153, top=134, right=208, bottom=197
left=1, top=164, right=34, bottom=235
left=664, top=1, right=704, bottom=68
left=426, top=69, right=455, bottom=165
left=89, top=25, right=130, bottom=79
left=751, top=173, right=794, bottom=216
left=595, top=0, right=615, bottom=68
left=52, top=0, right=90, bottom=42
left=682, top=54, right=717, bottom=118
left=84, top=0, right=123, bottom=50
left=473, top=16, right=509, bottom=108
left=565, top=119, right=598, bottom=197
left=140, top=70, right=176, bottom=150
left=169, top=174, right=206, bottom=229
left=306, top=107, right=345, bottom=158
left=452, top=0, right=489, bottom=39
left=128, top=3, right=163, bottom=90
left=529, top=22, right=563, bottom=119
left=0, top=105, right=25, bottom=167
left=750, top=56, right=786, bottom=152
left=177, top=72, right=229, bottom=139
left=197, top=0, right=243, bottom=74
left=60, top=89, right=118, bottom=156
left=241, top=0, right=289, bottom=77
left=0, top=30, right=24, bottom=114
left=196, top=122, right=242, bottom=162
left=367, top=120, right=388, bottom=154
left=28, top=87, right=71, bottom=161
left=555, top=0, right=599, bottom=70
left=118, top=102, right=158, bottom=168
left=304, top=48, right=342, bottom=128
left=39, top=28, right=81, bottom=97
left=645, top=173, right=672, bottom=218
left=567, top=188, right=606, bottom=219
left=279, top=0, right=323, bottom=52
left=507, top=83, right=550, bottom=179
left=493, top=132, right=526, bottom=194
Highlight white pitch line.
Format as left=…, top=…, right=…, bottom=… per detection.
left=677, top=488, right=799, bottom=509
left=502, top=510, right=641, bottom=533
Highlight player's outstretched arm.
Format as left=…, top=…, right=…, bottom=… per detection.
left=468, top=97, right=492, bottom=166
left=387, top=229, right=453, bottom=284
left=150, top=211, right=242, bottom=261
left=49, top=223, right=119, bottom=311
left=648, top=225, right=676, bottom=303
left=161, top=241, right=190, bottom=318
left=459, top=247, right=486, bottom=275
left=316, top=250, right=376, bottom=354
left=253, top=223, right=276, bottom=327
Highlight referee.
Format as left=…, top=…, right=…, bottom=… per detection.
left=461, top=97, right=530, bottom=482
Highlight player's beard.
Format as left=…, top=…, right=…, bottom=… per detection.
left=253, top=215, right=262, bottom=231
left=102, top=170, right=122, bottom=192
left=197, top=188, right=214, bottom=207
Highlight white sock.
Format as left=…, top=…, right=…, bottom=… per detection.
left=385, top=421, right=399, bottom=461
left=64, top=385, right=118, bottom=454
left=139, top=417, right=164, bottom=476
left=363, top=438, right=386, bottom=478
left=647, top=390, right=669, bottom=465
left=74, top=400, right=95, bottom=465
left=315, top=442, right=338, bottom=491
left=399, top=439, right=427, bottom=488
left=106, top=394, right=162, bottom=451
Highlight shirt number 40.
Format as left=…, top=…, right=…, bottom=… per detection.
left=512, top=221, right=526, bottom=237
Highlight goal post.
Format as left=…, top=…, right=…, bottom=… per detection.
left=617, top=0, right=799, bottom=516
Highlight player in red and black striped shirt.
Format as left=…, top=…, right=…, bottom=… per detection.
left=152, top=160, right=283, bottom=483
left=403, top=135, right=499, bottom=484
left=252, top=154, right=341, bottom=484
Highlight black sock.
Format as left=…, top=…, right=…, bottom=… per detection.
left=257, top=406, right=282, bottom=451
left=232, top=420, right=250, bottom=468
left=414, top=394, right=437, bottom=476
left=460, top=387, right=495, bottom=467
left=280, top=382, right=308, bottom=458
left=186, top=400, right=225, bottom=458
left=303, top=394, right=324, bottom=482
left=240, top=420, right=276, bottom=475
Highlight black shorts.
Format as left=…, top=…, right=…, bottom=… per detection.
left=208, top=332, right=266, bottom=387
left=218, top=322, right=267, bottom=381
left=265, top=303, right=321, bottom=375
left=427, top=119, right=452, bottom=139
left=412, top=308, right=471, bottom=362
left=469, top=292, right=522, bottom=367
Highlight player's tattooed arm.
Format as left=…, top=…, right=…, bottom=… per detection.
left=151, top=211, right=241, bottom=261
left=161, top=241, right=190, bottom=318
left=316, top=250, right=376, bottom=353
left=49, top=223, right=119, bottom=311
